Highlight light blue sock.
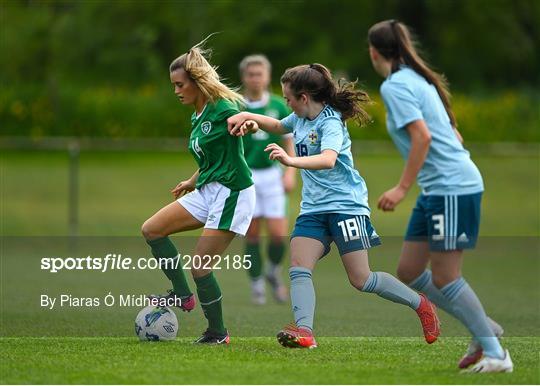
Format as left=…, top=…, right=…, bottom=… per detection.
left=410, top=270, right=501, bottom=344
left=289, top=267, right=315, bottom=330
left=362, top=271, right=421, bottom=309
left=409, top=270, right=455, bottom=314
left=441, top=277, right=505, bottom=359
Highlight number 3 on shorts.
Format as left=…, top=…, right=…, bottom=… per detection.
left=432, top=214, right=445, bottom=240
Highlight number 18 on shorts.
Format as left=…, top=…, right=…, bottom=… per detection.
left=292, top=213, right=381, bottom=257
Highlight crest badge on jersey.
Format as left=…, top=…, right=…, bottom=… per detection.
left=201, top=121, right=212, bottom=135
left=308, top=130, right=318, bottom=144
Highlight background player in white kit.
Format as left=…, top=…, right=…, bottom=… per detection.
left=239, top=55, right=296, bottom=305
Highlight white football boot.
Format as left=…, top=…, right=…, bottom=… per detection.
left=251, top=277, right=266, bottom=305
left=458, top=318, right=504, bottom=369
left=464, top=349, right=513, bottom=373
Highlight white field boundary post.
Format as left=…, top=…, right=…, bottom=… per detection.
left=68, top=140, right=80, bottom=237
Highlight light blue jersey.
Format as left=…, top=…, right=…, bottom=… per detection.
left=280, top=105, right=370, bottom=216
left=380, top=66, right=484, bottom=195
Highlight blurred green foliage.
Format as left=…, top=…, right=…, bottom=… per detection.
left=1, top=83, right=539, bottom=141
left=1, top=0, right=539, bottom=141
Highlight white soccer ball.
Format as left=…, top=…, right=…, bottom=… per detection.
left=134, top=306, right=178, bottom=341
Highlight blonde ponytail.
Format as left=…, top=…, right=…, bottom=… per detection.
left=169, top=36, right=243, bottom=105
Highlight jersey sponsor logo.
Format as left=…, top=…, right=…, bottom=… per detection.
left=201, top=121, right=212, bottom=134
left=308, top=130, right=318, bottom=144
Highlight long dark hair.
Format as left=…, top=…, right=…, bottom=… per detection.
left=280, top=63, right=371, bottom=126
left=368, top=20, right=457, bottom=127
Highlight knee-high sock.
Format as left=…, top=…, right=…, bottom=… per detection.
left=245, top=242, right=262, bottom=280
left=268, top=241, right=285, bottom=266
left=195, top=272, right=226, bottom=334
left=362, top=271, right=421, bottom=309
left=409, top=270, right=501, bottom=340
left=289, top=267, right=315, bottom=330
left=440, top=277, right=504, bottom=359
left=146, top=237, right=192, bottom=297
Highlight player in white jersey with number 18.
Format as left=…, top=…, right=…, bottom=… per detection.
left=228, top=63, right=440, bottom=349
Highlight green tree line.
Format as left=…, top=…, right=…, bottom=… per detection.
left=1, top=0, right=539, bottom=141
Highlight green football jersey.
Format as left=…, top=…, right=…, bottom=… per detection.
left=188, top=99, right=253, bottom=191
left=242, top=93, right=291, bottom=169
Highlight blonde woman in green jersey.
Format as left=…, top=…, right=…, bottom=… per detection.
left=141, top=40, right=255, bottom=344
left=239, top=54, right=296, bottom=305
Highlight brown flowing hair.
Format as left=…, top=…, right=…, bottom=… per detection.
left=280, top=63, right=371, bottom=126
left=368, top=20, right=457, bottom=127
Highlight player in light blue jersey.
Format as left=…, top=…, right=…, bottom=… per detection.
left=368, top=20, right=512, bottom=373
left=228, top=63, right=440, bottom=349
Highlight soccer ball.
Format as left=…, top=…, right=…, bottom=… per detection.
left=134, top=306, right=178, bottom=341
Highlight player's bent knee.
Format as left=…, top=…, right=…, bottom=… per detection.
left=349, top=272, right=370, bottom=291
left=141, top=220, right=165, bottom=240
left=349, top=279, right=365, bottom=291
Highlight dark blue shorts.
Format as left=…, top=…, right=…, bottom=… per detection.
left=291, top=213, right=381, bottom=257
left=405, top=193, right=482, bottom=251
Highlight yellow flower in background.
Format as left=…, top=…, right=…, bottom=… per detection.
left=10, top=100, right=26, bottom=120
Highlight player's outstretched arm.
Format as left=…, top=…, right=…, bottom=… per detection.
left=265, top=143, right=337, bottom=170
left=228, top=112, right=285, bottom=136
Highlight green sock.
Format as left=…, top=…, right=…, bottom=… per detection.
left=146, top=237, right=192, bottom=298
left=267, top=241, right=285, bottom=266
left=195, top=272, right=226, bottom=334
left=245, top=242, right=262, bottom=280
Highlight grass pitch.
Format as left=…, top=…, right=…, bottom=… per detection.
left=1, top=337, right=539, bottom=384
left=1, top=149, right=539, bottom=384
